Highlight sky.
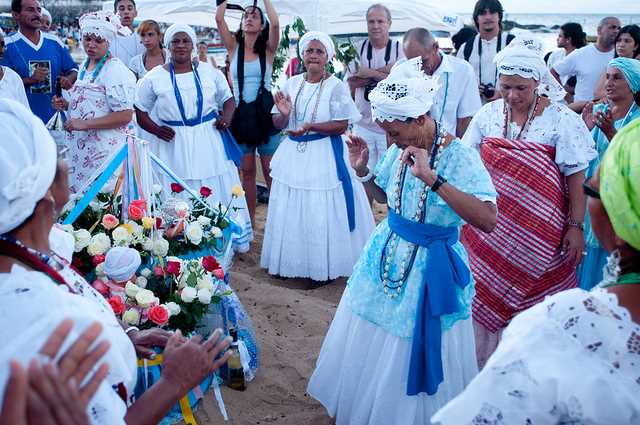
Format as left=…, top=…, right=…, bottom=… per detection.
left=452, top=0, right=639, bottom=14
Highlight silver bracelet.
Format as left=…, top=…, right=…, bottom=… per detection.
left=125, top=326, right=140, bottom=335
left=354, top=169, right=374, bottom=182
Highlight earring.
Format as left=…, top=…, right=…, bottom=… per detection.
left=601, top=249, right=621, bottom=285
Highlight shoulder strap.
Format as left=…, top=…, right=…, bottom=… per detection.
left=395, top=40, right=400, bottom=61
left=237, top=40, right=245, bottom=102
left=258, top=49, right=267, bottom=89
left=360, top=39, right=367, bottom=57
left=463, top=35, right=475, bottom=61
left=367, top=41, right=373, bottom=66
left=506, top=33, right=515, bottom=46
left=384, top=39, right=392, bottom=65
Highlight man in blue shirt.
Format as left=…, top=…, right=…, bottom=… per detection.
left=2, top=0, right=77, bottom=123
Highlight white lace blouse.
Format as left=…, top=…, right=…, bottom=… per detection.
left=462, top=99, right=596, bottom=175
left=432, top=288, right=640, bottom=424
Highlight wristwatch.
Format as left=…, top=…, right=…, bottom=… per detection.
left=567, top=218, right=584, bottom=231
left=431, top=174, right=447, bottom=192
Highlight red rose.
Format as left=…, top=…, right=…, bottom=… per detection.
left=108, top=296, right=125, bottom=315
left=148, top=305, right=169, bottom=326
left=166, top=260, right=181, bottom=276
left=213, top=268, right=225, bottom=280
left=155, top=216, right=163, bottom=229
left=153, top=265, right=164, bottom=277
left=92, top=254, right=106, bottom=266
left=171, top=183, right=184, bottom=193
left=201, top=255, right=219, bottom=272
left=200, top=186, right=213, bottom=197
left=92, top=279, right=110, bottom=297
left=128, top=199, right=147, bottom=221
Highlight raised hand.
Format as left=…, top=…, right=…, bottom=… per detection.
left=345, top=134, right=370, bottom=174
left=581, top=101, right=596, bottom=131
left=400, top=146, right=436, bottom=186
left=274, top=91, right=292, bottom=116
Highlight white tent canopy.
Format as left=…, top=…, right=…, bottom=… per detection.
left=102, top=0, right=462, bottom=35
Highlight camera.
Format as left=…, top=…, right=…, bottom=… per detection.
left=482, top=83, right=495, bottom=99
left=364, top=83, right=377, bottom=102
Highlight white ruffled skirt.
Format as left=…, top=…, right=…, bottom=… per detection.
left=307, top=299, right=478, bottom=425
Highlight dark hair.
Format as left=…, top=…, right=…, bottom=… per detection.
left=114, top=0, right=136, bottom=12
left=472, top=0, right=504, bottom=29
left=615, top=24, right=640, bottom=58
left=452, top=26, right=478, bottom=52
left=234, top=5, right=269, bottom=55
left=560, top=22, right=587, bottom=49
left=11, top=0, right=23, bottom=13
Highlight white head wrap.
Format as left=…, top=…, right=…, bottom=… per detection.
left=299, top=31, right=335, bottom=59
left=369, top=57, right=440, bottom=122
left=104, top=247, right=141, bottom=282
left=79, top=10, right=130, bottom=46
left=164, top=23, right=197, bottom=53
left=40, top=7, right=52, bottom=22
left=494, top=35, right=566, bottom=102
left=0, top=99, right=57, bottom=235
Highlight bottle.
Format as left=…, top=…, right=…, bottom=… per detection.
left=226, top=328, right=246, bottom=391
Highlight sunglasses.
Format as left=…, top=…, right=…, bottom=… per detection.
left=583, top=182, right=600, bottom=199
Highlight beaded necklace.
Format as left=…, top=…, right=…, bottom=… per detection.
left=379, top=123, right=447, bottom=298
left=291, top=72, right=326, bottom=153
left=502, top=94, right=540, bottom=140
left=79, top=52, right=110, bottom=83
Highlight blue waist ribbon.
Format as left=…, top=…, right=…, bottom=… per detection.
left=162, top=111, right=243, bottom=167
left=289, top=133, right=355, bottom=232
left=387, top=209, right=470, bottom=396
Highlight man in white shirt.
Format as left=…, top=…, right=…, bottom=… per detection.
left=546, top=22, right=586, bottom=86
left=457, top=0, right=513, bottom=104
left=345, top=3, right=404, bottom=202
left=403, top=28, right=481, bottom=138
left=552, top=17, right=620, bottom=104
left=112, top=0, right=144, bottom=66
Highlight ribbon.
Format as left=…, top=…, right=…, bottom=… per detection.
left=386, top=209, right=471, bottom=396
left=289, top=133, right=355, bottom=232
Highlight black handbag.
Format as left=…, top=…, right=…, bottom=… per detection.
left=230, top=40, right=278, bottom=147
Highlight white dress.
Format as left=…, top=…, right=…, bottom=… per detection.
left=0, top=263, right=137, bottom=425
left=432, top=287, right=640, bottom=424
left=66, top=58, right=136, bottom=193
left=260, top=74, right=375, bottom=281
left=0, top=66, right=29, bottom=107
left=135, top=63, right=253, bottom=252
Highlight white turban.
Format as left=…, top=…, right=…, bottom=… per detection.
left=41, top=7, right=52, bottom=22
left=79, top=10, right=130, bottom=46
left=104, top=247, right=141, bottom=282
left=164, top=23, right=197, bottom=52
left=495, top=35, right=566, bottom=102
left=299, top=31, right=335, bottom=59
left=369, top=57, right=440, bottom=122
left=0, top=99, right=57, bottom=235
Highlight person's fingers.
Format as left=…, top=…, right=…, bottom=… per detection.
left=78, top=363, right=109, bottom=407
left=189, top=334, right=203, bottom=345
left=208, top=349, right=233, bottom=374
left=209, top=335, right=232, bottom=360
left=58, top=322, right=103, bottom=380
left=202, top=329, right=224, bottom=353
left=0, top=360, right=28, bottom=425
left=39, top=319, right=74, bottom=359
left=71, top=340, right=110, bottom=384
left=136, top=346, right=157, bottom=359
left=26, top=387, right=55, bottom=425
left=39, top=363, right=82, bottom=425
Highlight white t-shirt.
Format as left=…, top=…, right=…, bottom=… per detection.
left=431, top=53, right=482, bottom=136
left=0, top=65, right=29, bottom=108
left=457, top=33, right=512, bottom=87
left=345, top=38, right=404, bottom=134
left=546, top=49, right=569, bottom=85
left=553, top=44, right=614, bottom=102
left=112, top=32, right=145, bottom=68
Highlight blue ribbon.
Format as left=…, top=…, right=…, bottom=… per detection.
left=169, top=62, right=203, bottom=126
left=386, top=209, right=471, bottom=396
left=162, top=110, right=243, bottom=167
left=63, top=144, right=128, bottom=225
left=289, top=133, right=355, bottom=232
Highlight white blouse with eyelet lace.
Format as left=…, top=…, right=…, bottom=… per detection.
left=432, top=287, right=640, bottom=425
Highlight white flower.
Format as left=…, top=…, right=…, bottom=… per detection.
left=196, top=275, right=213, bottom=291
left=60, top=224, right=75, bottom=235
left=135, top=288, right=155, bottom=308
left=197, top=216, right=211, bottom=227
left=122, top=309, right=140, bottom=325
left=95, top=262, right=106, bottom=277
left=87, top=233, right=111, bottom=256
left=181, top=287, right=197, bottom=303
left=197, top=288, right=212, bottom=304
left=185, top=223, right=203, bottom=245
left=165, top=302, right=181, bottom=316
left=142, top=237, right=153, bottom=252
left=140, top=268, right=152, bottom=278
left=136, top=276, right=148, bottom=288
left=151, top=238, right=169, bottom=257
left=72, top=229, right=91, bottom=252
left=174, top=201, right=190, bottom=217
left=127, top=221, right=144, bottom=237
left=178, top=272, right=188, bottom=289
left=210, top=226, right=223, bottom=238
left=112, top=227, right=131, bottom=246
left=152, top=184, right=163, bottom=194
left=124, top=281, right=141, bottom=298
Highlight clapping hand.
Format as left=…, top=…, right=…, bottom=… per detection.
left=345, top=134, right=370, bottom=175
left=400, top=146, right=436, bottom=186
left=581, top=102, right=596, bottom=131
left=127, top=328, right=173, bottom=359
left=594, top=108, right=616, bottom=140
left=274, top=91, right=292, bottom=116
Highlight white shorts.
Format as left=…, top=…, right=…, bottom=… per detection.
left=353, top=125, right=388, bottom=172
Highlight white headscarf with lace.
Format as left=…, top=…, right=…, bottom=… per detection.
left=494, top=35, right=566, bottom=102
left=369, top=57, right=440, bottom=122
left=79, top=10, right=130, bottom=46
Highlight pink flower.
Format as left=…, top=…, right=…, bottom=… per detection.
left=153, top=265, right=164, bottom=277
left=102, top=214, right=119, bottom=230
left=128, top=199, right=147, bottom=221
left=108, top=296, right=126, bottom=315
left=92, top=254, right=106, bottom=266
left=166, top=260, right=181, bottom=276
left=91, top=279, right=110, bottom=297
left=147, top=305, right=169, bottom=326
left=213, top=268, right=225, bottom=280
left=200, top=186, right=213, bottom=197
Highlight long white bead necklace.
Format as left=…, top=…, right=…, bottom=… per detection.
left=380, top=124, right=447, bottom=298
left=291, top=72, right=326, bottom=153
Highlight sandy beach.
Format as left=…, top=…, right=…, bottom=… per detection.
left=185, top=201, right=387, bottom=425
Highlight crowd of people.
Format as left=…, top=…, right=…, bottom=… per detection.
left=0, top=0, right=639, bottom=423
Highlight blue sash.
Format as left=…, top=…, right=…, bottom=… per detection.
left=289, top=133, right=355, bottom=232
left=387, top=209, right=470, bottom=396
